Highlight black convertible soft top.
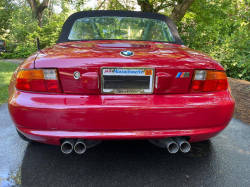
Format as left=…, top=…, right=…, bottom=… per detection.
left=57, top=10, right=183, bottom=45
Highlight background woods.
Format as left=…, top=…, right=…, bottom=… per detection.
left=0, top=0, right=249, bottom=80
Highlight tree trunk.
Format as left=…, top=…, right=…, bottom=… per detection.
left=26, top=0, right=50, bottom=28
left=170, top=0, right=195, bottom=22
left=137, top=0, right=195, bottom=22
left=37, top=12, right=43, bottom=28
left=137, top=0, right=154, bottom=12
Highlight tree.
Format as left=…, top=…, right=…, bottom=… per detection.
left=137, top=0, right=195, bottom=22
left=137, top=0, right=173, bottom=12
left=0, top=0, right=15, bottom=36
left=26, top=0, right=50, bottom=27
left=170, top=0, right=195, bottom=22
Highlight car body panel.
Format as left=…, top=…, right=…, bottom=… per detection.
left=35, top=41, right=216, bottom=69
left=9, top=89, right=234, bottom=145
left=34, top=40, right=222, bottom=94
left=17, top=125, right=227, bottom=145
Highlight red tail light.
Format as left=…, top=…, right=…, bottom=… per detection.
left=189, top=70, right=228, bottom=93
left=16, top=69, right=61, bottom=93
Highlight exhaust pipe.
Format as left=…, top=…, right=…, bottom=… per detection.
left=161, top=138, right=179, bottom=153
left=74, top=139, right=87, bottom=154
left=173, top=137, right=191, bottom=153
left=61, top=139, right=75, bottom=154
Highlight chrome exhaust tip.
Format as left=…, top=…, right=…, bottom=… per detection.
left=74, top=139, right=87, bottom=154
left=161, top=138, right=179, bottom=153
left=61, top=139, right=75, bottom=154
left=173, top=137, right=191, bottom=153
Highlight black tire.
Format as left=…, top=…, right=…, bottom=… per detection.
left=16, top=129, right=33, bottom=143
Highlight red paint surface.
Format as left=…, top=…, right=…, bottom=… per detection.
left=8, top=40, right=234, bottom=145
left=82, top=72, right=99, bottom=91
left=155, top=72, right=172, bottom=91
left=9, top=89, right=234, bottom=145
left=17, top=125, right=227, bottom=145
left=34, top=40, right=223, bottom=94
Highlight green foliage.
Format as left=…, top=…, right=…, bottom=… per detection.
left=0, top=61, right=18, bottom=105
left=179, top=0, right=250, bottom=80
left=0, top=0, right=15, bottom=35
left=0, top=1, right=71, bottom=59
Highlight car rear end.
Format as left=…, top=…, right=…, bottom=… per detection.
left=8, top=41, right=235, bottom=149
left=8, top=12, right=235, bottom=154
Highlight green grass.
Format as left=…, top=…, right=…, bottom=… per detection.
left=0, top=61, right=19, bottom=105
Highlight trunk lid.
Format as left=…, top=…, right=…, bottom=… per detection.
left=35, top=40, right=216, bottom=94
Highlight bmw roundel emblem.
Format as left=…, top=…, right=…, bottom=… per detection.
left=120, top=51, right=134, bottom=57
left=73, top=71, right=80, bottom=79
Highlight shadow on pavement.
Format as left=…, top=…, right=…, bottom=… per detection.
left=21, top=140, right=217, bottom=187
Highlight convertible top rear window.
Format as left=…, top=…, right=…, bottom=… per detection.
left=68, top=17, right=175, bottom=43
left=57, top=11, right=183, bottom=45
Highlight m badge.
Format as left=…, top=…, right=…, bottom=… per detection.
left=176, top=72, right=190, bottom=78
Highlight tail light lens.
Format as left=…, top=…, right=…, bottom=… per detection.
left=189, top=70, right=228, bottom=93
left=16, top=69, right=61, bottom=93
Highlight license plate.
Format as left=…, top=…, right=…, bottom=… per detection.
left=101, top=67, right=154, bottom=94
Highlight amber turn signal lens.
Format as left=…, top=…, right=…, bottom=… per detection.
left=206, top=71, right=227, bottom=80
left=190, top=70, right=228, bottom=93
left=17, top=69, right=44, bottom=79
left=16, top=69, right=61, bottom=93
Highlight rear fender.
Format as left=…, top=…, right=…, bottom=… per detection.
left=8, top=52, right=40, bottom=98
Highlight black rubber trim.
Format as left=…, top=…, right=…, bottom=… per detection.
left=57, top=10, right=183, bottom=45
left=16, top=129, right=33, bottom=143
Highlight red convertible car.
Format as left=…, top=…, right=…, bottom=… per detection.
left=8, top=11, right=235, bottom=154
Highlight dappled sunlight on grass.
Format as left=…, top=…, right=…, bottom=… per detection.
left=0, top=61, right=19, bottom=104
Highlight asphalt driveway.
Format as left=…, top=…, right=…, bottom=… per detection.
left=0, top=103, right=250, bottom=187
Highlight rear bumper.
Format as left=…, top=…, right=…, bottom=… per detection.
left=17, top=125, right=227, bottom=145
left=9, top=90, right=235, bottom=145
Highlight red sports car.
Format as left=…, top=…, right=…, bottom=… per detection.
left=8, top=11, right=235, bottom=154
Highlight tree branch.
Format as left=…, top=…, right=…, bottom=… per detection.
left=137, top=0, right=154, bottom=12
left=37, top=0, right=50, bottom=14
left=96, top=0, right=107, bottom=10
left=26, top=0, right=39, bottom=13
left=170, top=0, right=195, bottom=22
left=26, top=0, right=50, bottom=27
left=154, top=2, right=174, bottom=12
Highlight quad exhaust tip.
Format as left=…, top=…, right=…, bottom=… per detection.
left=160, top=137, right=191, bottom=153
left=161, top=138, right=179, bottom=154
left=61, top=137, right=190, bottom=154
left=74, top=139, right=87, bottom=154
left=173, top=137, right=191, bottom=153
left=61, top=139, right=87, bottom=154
left=61, top=139, right=75, bottom=154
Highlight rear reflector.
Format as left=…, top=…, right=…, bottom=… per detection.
left=16, top=69, right=61, bottom=93
left=190, top=70, right=228, bottom=93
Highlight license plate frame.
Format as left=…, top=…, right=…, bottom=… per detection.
left=101, top=67, right=154, bottom=94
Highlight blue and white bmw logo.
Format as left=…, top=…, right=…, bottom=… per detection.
left=120, top=51, right=134, bottom=57
left=73, top=71, right=80, bottom=79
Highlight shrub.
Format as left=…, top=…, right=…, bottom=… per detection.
left=179, top=0, right=250, bottom=81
